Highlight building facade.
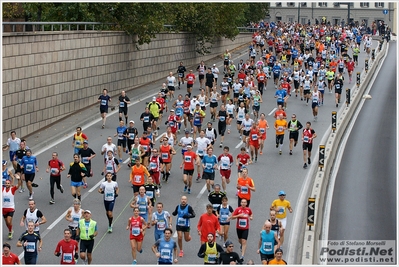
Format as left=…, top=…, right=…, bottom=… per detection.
left=268, top=2, right=396, bottom=31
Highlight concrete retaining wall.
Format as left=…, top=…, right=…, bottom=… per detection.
left=2, top=31, right=252, bottom=143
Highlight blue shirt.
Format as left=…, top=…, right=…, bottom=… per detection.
left=272, top=65, right=281, bottom=75
left=275, top=89, right=287, bottom=103
left=21, top=155, right=37, bottom=174
left=116, top=126, right=127, bottom=141
left=202, top=155, right=218, bottom=173
left=98, top=95, right=111, bottom=108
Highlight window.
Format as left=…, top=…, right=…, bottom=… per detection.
left=276, top=16, right=282, bottom=21
left=276, top=2, right=282, bottom=7
left=319, top=2, right=328, bottom=7
left=301, top=2, right=307, bottom=7
left=375, top=2, right=384, bottom=8
left=287, top=2, right=295, bottom=7
left=333, top=2, right=340, bottom=7
left=301, top=18, right=307, bottom=25
left=360, top=2, right=369, bottom=7
left=288, top=17, right=294, bottom=23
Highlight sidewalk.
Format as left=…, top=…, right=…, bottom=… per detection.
left=20, top=41, right=251, bottom=154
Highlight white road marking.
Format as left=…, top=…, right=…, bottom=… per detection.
left=268, top=107, right=277, bottom=116
left=196, top=184, right=208, bottom=199
left=47, top=210, right=68, bottom=230
left=235, top=141, right=243, bottom=149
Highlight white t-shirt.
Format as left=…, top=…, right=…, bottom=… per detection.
left=179, top=137, right=193, bottom=149
left=102, top=143, right=117, bottom=158
left=195, top=137, right=211, bottom=156
left=100, top=181, right=118, bottom=201
left=167, top=76, right=176, bottom=87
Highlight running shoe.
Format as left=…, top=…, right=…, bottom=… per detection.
left=303, top=163, right=308, bottom=169
left=132, top=260, right=137, bottom=265
left=183, top=186, right=187, bottom=192
left=187, top=189, right=191, bottom=194
left=28, top=192, right=34, bottom=200
left=50, top=199, right=55, bottom=204
left=19, top=188, right=25, bottom=193
left=179, top=250, right=184, bottom=257
left=289, top=151, right=292, bottom=155
left=279, top=151, right=282, bottom=155
left=308, top=157, right=311, bottom=164
left=108, top=226, right=112, bottom=233
left=8, top=230, right=14, bottom=239
left=60, top=185, right=64, bottom=193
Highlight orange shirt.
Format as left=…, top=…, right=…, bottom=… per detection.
left=183, top=151, right=196, bottom=170
left=159, top=145, right=172, bottom=163
left=258, top=119, right=268, bottom=139
left=130, top=164, right=150, bottom=186
left=330, top=61, right=338, bottom=72
left=257, top=73, right=267, bottom=83
left=237, top=177, right=254, bottom=200
left=274, top=119, right=287, bottom=135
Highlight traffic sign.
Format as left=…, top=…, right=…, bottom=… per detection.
left=383, top=9, right=388, bottom=15
left=332, top=111, right=337, bottom=132
left=319, top=145, right=325, bottom=170
left=307, top=198, right=316, bottom=228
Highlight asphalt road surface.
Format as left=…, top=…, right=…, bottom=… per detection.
left=328, top=44, right=396, bottom=248
left=2, top=41, right=378, bottom=265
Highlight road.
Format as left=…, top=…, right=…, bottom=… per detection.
left=328, top=44, right=396, bottom=244
left=2, top=40, right=377, bottom=265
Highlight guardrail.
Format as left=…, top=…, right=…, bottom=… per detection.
left=301, top=39, right=388, bottom=264
left=3, top=22, right=258, bottom=33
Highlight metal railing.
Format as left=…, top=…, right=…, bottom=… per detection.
left=2, top=22, right=115, bottom=32
left=3, top=22, right=259, bottom=34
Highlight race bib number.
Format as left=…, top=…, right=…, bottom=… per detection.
left=238, top=218, right=247, bottom=228
left=25, top=164, right=33, bottom=172
left=82, top=157, right=89, bottom=164
left=139, top=205, right=146, bottom=214
left=75, top=140, right=81, bottom=146
left=63, top=253, right=73, bottom=263
left=260, top=128, right=265, bottom=134
left=146, top=191, right=154, bottom=199
left=184, top=156, right=192, bottom=163
left=132, top=227, right=140, bottom=236
left=263, top=242, right=273, bottom=252
left=241, top=186, right=248, bottom=194
left=51, top=168, right=58, bottom=175
left=101, top=100, right=107, bottom=106
left=161, top=249, right=171, bottom=259
left=177, top=217, right=187, bottom=226
left=161, top=153, right=168, bottom=160
left=157, top=221, right=166, bottom=231
left=208, top=254, right=217, bottom=263
left=251, top=134, right=258, bottom=140
left=134, top=175, right=142, bottom=183
left=149, top=162, right=157, bottom=169
left=26, top=242, right=35, bottom=252
left=120, top=102, right=125, bottom=108
left=304, top=136, right=309, bottom=143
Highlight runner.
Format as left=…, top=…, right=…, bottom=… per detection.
left=315, top=76, right=327, bottom=106
left=326, top=67, right=335, bottom=93
left=274, top=84, right=287, bottom=108
left=257, top=221, right=280, bottom=264
left=54, top=228, right=79, bottom=265
left=14, top=140, right=28, bottom=192
left=205, top=69, right=215, bottom=98
left=77, top=210, right=97, bottom=265
left=218, top=240, right=242, bottom=264
left=236, top=168, right=256, bottom=207
left=130, top=186, right=152, bottom=228
left=159, top=137, right=176, bottom=183
left=140, top=107, right=155, bottom=133
left=20, top=149, right=39, bottom=200
left=274, top=115, right=287, bottom=155
left=219, top=77, right=230, bottom=106
left=197, top=232, right=224, bottom=264
left=216, top=105, right=228, bottom=148
left=152, top=228, right=178, bottom=265
left=127, top=207, right=147, bottom=265
left=128, top=137, right=145, bottom=168
left=164, top=110, right=179, bottom=137
left=114, top=120, right=127, bottom=162
left=98, top=172, right=119, bottom=233
left=78, top=140, right=96, bottom=178
left=212, top=64, right=220, bottom=87
left=72, top=127, right=88, bottom=155
left=202, top=147, right=218, bottom=193
left=251, top=90, right=263, bottom=120
left=17, top=221, right=42, bottom=265
left=236, top=147, right=251, bottom=178
left=334, top=75, right=344, bottom=108
left=117, top=90, right=131, bottom=124
left=3, top=131, right=20, bottom=171
left=223, top=49, right=232, bottom=71
left=268, top=210, right=284, bottom=246
left=144, top=176, right=160, bottom=208
left=192, top=103, right=206, bottom=139
left=231, top=198, right=253, bottom=262
left=65, top=199, right=84, bottom=241
left=236, top=102, right=247, bottom=140
left=180, top=144, right=196, bottom=194
left=216, top=196, right=234, bottom=243
left=185, top=70, right=196, bottom=98
left=2, top=243, right=20, bottom=265
left=232, top=79, right=242, bottom=106
left=147, top=97, right=162, bottom=135
left=125, top=121, right=139, bottom=154
left=2, top=179, right=18, bottom=239
left=226, top=99, right=235, bottom=134
left=240, top=113, right=254, bottom=151
left=267, top=248, right=287, bottom=265
left=130, top=158, right=150, bottom=197
left=151, top=202, right=172, bottom=242
left=302, top=75, right=313, bottom=106
left=100, top=136, right=117, bottom=163
left=205, top=122, right=218, bottom=146
left=197, top=61, right=207, bottom=90
left=270, top=191, right=293, bottom=231
left=178, top=130, right=194, bottom=159
left=195, top=130, right=212, bottom=182
left=287, top=114, right=303, bottom=156
left=217, top=147, right=234, bottom=192
left=197, top=204, right=220, bottom=244
left=2, top=160, right=14, bottom=187
left=45, top=152, right=65, bottom=204
left=311, top=86, right=322, bottom=121
left=302, top=122, right=317, bottom=169
left=248, top=123, right=261, bottom=162
left=101, top=150, right=120, bottom=181
left=258, top=113, right=269, bottom=155
left=177, top=62, right=187, bottom=90
left=167, top=72, right=177, bottom=99
left=346, top=56, right=355, bottom=83
left=171, top=196, right=195, bottom=258
left=66, top=154, right=88, bottom=201
left=209, top=87, right=220, bottom=122
left=97, top=88, right=111, bottom=129
left=139, top=131, right=152, bottom=167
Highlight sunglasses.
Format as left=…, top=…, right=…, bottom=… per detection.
left=228, top=245, right=234, bottom=248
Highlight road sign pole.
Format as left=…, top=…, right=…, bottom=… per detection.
left=319, top=145, right=325, bottom=171
left=365, top=59, right=368, bottom=73
left=372, top=49, right=375, bottom=60
left=356, top=72, right=360, bottom=88
left=332, top=111, right=337, bottom=133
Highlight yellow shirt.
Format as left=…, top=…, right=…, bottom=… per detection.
left=274, top=120, right=287, bottom=136
left=268, top=258, right=287, bottom=265
left=271, top=199, right=291, bottom=219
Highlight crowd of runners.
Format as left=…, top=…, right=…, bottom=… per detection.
left=2, top=19, right=377, bottom=265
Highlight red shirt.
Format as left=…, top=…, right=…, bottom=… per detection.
left=274, top=110, right=287, bottom=119
left=303, top=128, right=315, bottom=144
left=197, top=213, right=220, bottom=243
left=2, top=252, right=20, bottom=265
left=48, top=159, right=64, bottom=177
left=238, top=73, right=246, bottom=83
left=156, top=97, right=166, bottom=110
left=55, top=239, right=79, bottom=264
left=149, top=156, right=161, bottom=172
left=186, top=73, right=196, bottom=85
left=167, top=115, right=178, bottom=129
left=346, top=61, right=355, bottom=71
left=217, top=153, right=234, bottom=170
left=129, top=216, right=144, bottom=239
left=183, top=151, right=196, bottom=170
left=249, top=128, right=261, bottom=144
left=159, top=145, right=172, bottom=163
left=233, top=206, right=252, bottom=230
left=139, top=137, right=151, bottom=153
left=236, top=153, right=250, bottom=168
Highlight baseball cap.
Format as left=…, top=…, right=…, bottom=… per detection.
left=83, top=140, right=88, bottom=144
left=2, top=160, right=7, bottom=165
left=184, top=130, right=190, bottom=134
left=225, top=240, right=233, bottom=247
left=152, top=96, right=156, bottom=101
left=84, top=210, right=91, bottom=214
left=278, top=190, right=286, bottom=196
left=129, top=120, right=134, bottom=124
left=186, top=144, right=192, bottom=148
left=170, top=109, right=175, bottom=112
left=213, top=64, right=216, bottom=66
